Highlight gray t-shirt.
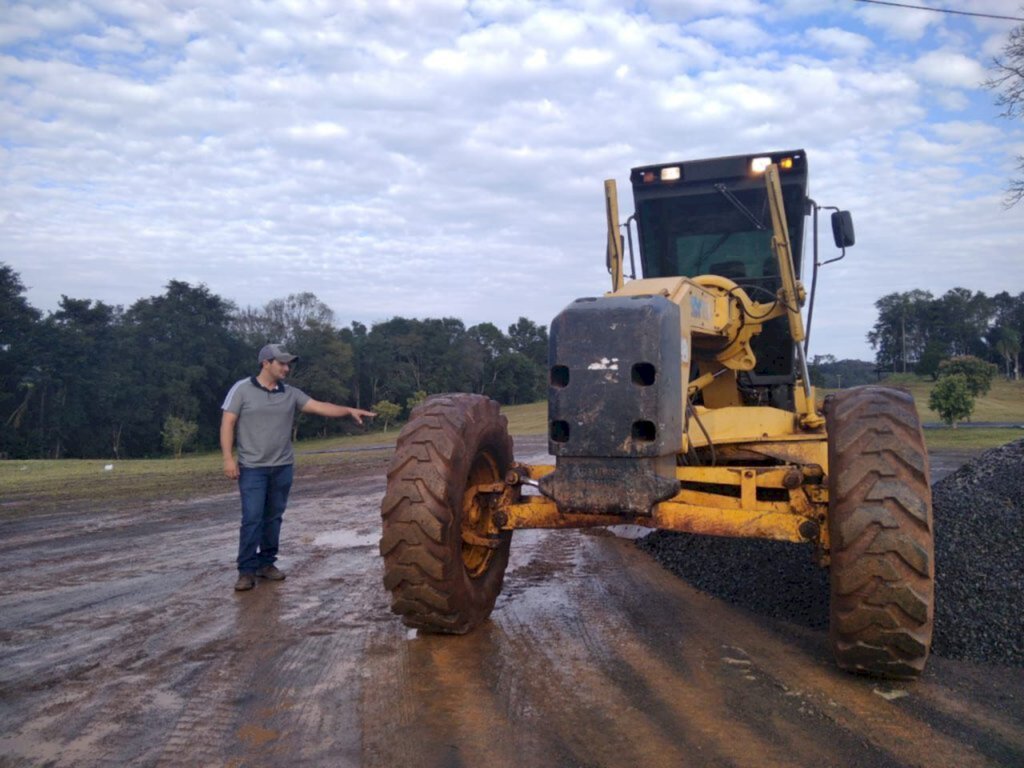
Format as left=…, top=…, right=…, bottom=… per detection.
left=222, top=377, right=311, bottom=467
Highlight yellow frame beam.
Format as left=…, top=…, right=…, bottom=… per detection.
left=495, top=462, right=828, bottom=545
left=499, top=496, right=816, bottom=543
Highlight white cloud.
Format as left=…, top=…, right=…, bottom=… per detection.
left=934, top=88, right=970, bottom=111
left=898, top=131, right=956, bottom=160
left=286, top=121, right=350, bottom=141
left=644, top=0, right=765, bottom=21
left=562, top=46, right=614, bottom=68
left=422, top=47, right=470, bottom=73
left=685, top=16, right=768, bottom=49
left=913, top=50, right=987, bottom=89
left=981, top=30, right=1008, bottom=60
left=804, top=26, right=872, bottom=58
left=854, top=3, right=940, bottom=41
left=70, top=25, right=145, bottom=54
left=931, top=120, right=1002, bottom=144
left=0, top=0, right=1020, bottom=363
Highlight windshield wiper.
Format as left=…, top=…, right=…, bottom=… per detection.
left=714, top=183, right=766, bottom=230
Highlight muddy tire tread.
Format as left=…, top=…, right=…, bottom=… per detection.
left=380, top=394, right=513, bottom=634
left=826, top=385, right=934, bottom=680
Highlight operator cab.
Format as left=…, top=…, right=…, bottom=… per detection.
left=629, top=150, right=810, bottom=392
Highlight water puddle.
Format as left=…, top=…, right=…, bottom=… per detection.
left=313, top=529, right=379, bottom=548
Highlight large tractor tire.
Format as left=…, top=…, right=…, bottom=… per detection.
left=825, top=386, right=934, bottom=679
left=380, top=394, right=513, bottom=633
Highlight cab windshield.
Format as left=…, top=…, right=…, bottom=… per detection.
left=636, top=185, right=806, bottom=287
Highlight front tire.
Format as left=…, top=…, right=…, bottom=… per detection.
left=380, top=394, right=513, bottom=633
left=825, top=386, right=934, bottom=679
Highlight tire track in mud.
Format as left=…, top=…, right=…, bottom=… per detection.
left=1, top=503, right=244, bottom=765
left=2, top=446, right=1022, bottom=767
left=155, top=479, right=391, bottom=768
left=583, top=534, right=1019, bottom=768
left=363, top=528, right=880, bottom=768
left=360, top=506, right=1022, bottom=768
left=0, top=466, right=388, bottom=767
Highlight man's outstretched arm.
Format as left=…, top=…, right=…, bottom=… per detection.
left=301, top=400, right=376, bottom=425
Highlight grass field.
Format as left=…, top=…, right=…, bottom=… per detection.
left=0, top=445, right=394, bottom=509
left=873, top=376, right=1024, bottom=424
left=2, top=379, right=1019, bottom=507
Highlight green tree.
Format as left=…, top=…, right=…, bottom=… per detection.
left=508, top=317, right=548, bottom=366
left=988, top=292, right=1024, bottom=379
left=373, top=400, right=401, bottom=432
left=361, top=317, right=478, bottom=407
left=915, top=339, right=947, bottom=381
left=229, top=304, right=274, bottom=350
left=467, top=322, right=510, bottom=395
left=341, top=321, right=369, bottom=408
left=264, top=292, right=335, bottom=343
left=0, top=264, right=42, bottom=457
left=405, top=390, right=427, bottom=414
left=490, top=351, right=545, bottom=404
left=938, top=355, right=998, bottom=397
left=289, top=320, right=355, bottom=440
left=360, top=317, right=420, bottom=406
left=929, top=374, right=974, bottom=428
left=992, top=326, right=1021, bottom=380
left=122, top=281, right=242, bottom=456
left=807, top=356, right=877, bottom=389
left=162, top=415, right=198, bottom=458
left=41, top=297, right=122, bottom=458
left=867, top=290, right=934, bottom=373
left=230, top=292, right=336, bottom=351
left=933, top=289, right=992, bottom=359
left=808, top=354, right=836, bottom=387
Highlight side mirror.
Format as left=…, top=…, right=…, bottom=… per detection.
left=831, top=211, right=855, bottom=248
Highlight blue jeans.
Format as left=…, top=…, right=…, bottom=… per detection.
left=237, top=464, right=294, bottom=574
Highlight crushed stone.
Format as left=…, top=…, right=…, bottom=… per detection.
left=929, top=439, right=1024, bottom=665
left=637, top=439, right=1024, bottom=667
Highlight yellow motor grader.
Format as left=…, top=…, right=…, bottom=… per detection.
left=380, top=150, right=934, bottom=679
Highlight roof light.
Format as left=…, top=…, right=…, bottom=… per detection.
left=660, top=166, right=681, bottom=181
left=750, top=156, right=771, bottom=174
left=780, top=157, right=794, bottom=170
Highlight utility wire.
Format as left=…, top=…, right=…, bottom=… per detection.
left=852, top=0, right=1024, bottom=22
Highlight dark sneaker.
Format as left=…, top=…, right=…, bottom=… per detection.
left=257, top=565, right=286, bottom=581
left=234, top=574, right=256, bottom=591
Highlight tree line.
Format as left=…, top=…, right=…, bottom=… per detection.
left=0, top=264, right=548, bottom=460
left=867, top=288, right=1023, bottom=380
left=5, top=260, right=1020, bottom=459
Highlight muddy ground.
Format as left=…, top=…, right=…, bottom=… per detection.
left=1, top=438, right=1021, bottom=767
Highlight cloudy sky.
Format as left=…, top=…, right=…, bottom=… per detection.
left=2, top=0, right=1022, bottom=360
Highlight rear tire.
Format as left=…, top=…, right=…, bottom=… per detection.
left=825, top=386, right=934, bottom=679
left=380, top=394, right=513, bottom=633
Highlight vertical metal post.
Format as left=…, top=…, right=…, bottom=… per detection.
left=765, top=165, right=821, bottom=428
left=605, top=179, right=624, bottom=293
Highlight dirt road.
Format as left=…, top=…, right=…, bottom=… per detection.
left=1, top=438, right=1022, bottom=767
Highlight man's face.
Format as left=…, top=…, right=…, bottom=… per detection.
left=265, top=359, right=291, bottom=379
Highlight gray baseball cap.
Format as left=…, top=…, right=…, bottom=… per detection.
left=258, top=343, right=298, bottom=364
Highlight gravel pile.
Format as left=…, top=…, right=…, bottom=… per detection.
left=930, top=439, right=1024, bottom=665
left=638, top=439, right=1024, bottom=667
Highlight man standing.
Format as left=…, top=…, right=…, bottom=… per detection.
left=221, top=343, right=375, bottom=592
